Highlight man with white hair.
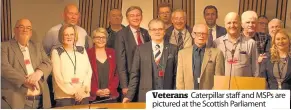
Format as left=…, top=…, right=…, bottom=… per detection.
left=214, top=12, right=259, bottom=77
left=268, top=18, right=282, bottom=37
left=241, top=11, right=271, bottom=55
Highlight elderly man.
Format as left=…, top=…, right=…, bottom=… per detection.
left=106, top=9, right=125, bottom=48
left=256, top=15, right=269, bottom=34
left=43, top=4, right=92, bottom=56
left=214, top=12, right=259, bottom=77
left=157, top=2, right=172, bottom=29
left=164, top=9, right=193, bottom=50
left=241, top=11, right=271, bottom=55
left=115, top=6, right=150, bottom=100
left=123, top=19, right=177, bottom=102
left=268, top=18, right=282, bottom=37
left=176, top=24, right=224, bottom=90
left=203, top=5, right=227, bottom=47
left=1, top=18, right=52, bottom=109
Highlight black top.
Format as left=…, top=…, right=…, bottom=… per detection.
left=97, top=59, right=109, bottom=89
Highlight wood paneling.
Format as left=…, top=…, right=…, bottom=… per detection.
left=1, top=0, right=12, bottom=42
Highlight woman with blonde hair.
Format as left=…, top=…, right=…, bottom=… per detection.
left=87, top=27, right=119, bottom=103
left=51, top=24, right=92, bottom=107
left=261, top=29, right=291, bottom=89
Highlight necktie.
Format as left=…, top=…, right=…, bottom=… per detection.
left=136, top=30, right=143, bottom=45
left=194, top=48, right=202, bottom=90
left=154, top=44, right=161, bottom=64
left=208, top=29, right=213, bottom=47
left=177, top=32, right=184, bottom=50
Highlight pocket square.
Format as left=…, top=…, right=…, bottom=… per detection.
left=240, top=51, right=247, bottom=54
left=168, top=54, right=174, bottom=59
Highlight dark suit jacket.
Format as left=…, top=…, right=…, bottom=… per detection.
left=1, top=39, right=52, bottom=108
left=114, top=26, right=150, bottom=88
left=126, top=41, right=178, bottom=102
left=164, top=25, right=193, bottom=44
left=261, top=57, right=291, bottom=89
left=215, top=25, right=227, bottom=38
left=87, top=47, right=119, bottom=100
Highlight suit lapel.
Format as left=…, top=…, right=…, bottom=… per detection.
left=161, top=42, right=169, bottom=71
left=145, top=42, right=153, bottom=87
left=127, top=26, right=137, bottom=46
left=200, top=48, right=211, bottom=78
left=284, top=57, right=291, bottom=81
left=186, top=47, right=194, bottom=83
left=10, top=39, right=27, bottom=74
left=28, top=42, right=37, bottom=70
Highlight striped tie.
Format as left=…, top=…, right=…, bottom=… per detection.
left=178, top=32, right=184, bottom=50
left=154, top=44, right=161, bottom=64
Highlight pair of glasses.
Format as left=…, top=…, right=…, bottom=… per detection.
left=17, top=25, right=32, bottom=31
left=149, top=28, right=164, bottom=32
left=192, top=32, right=208, bottom=36
left=93, top=36, right=107, bottom=40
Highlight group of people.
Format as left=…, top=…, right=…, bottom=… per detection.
left=1, top=2, right=290, bottom=109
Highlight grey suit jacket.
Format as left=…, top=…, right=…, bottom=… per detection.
left=115, top=26, right=151, bottom=89
left=216, top=25, right=227, bottom=38
left=126, top=41, right=178, bottom=102
left=176, top=46, right=225, bottom=89
left=1, top=39, right=52, bottom=108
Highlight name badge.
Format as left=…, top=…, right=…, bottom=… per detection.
left=71, top=78, right=79, bottom=84
left=24, top=59, right=30, bottom=65
left=158, top=70, right=164, bottom=77
left=197, top=78, right=200, bottom=84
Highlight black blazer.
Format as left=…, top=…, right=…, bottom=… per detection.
left=126, top=41, right=178, bottom=102
left=261, top=57, right=291, bottom=89
left=114, top=26, right=150, bottom=88
left=216, top=25, right=227, bottom=38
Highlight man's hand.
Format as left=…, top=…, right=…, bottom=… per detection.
left=96, top=89, right=110, bottom=97
left=258, top=53, right=267, bottom=63
left=103, top=88, right=110, bottom=96
left=26, top=70, right=43, bottom=85
left=23, top=80, right=36, bottom=90
left=122, top=97, right=130, bottom=103
left=122, top=88, right=128, bottom=95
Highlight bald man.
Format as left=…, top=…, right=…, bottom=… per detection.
left=268, top=18, right=282, bottom=37
left=1, top=19, right=52, bottom=108
left=176, top=24, right=224, bottom=90
left=43, top=4, right=93, bottom=56
left=214, top=12, right=259, bottom=77
left=106, top=9, right=125, bottom=48
left=241, top=11, right=271, bottom=54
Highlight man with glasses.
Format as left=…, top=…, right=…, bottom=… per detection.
left=176, top=24, right=224, bottom=90
left=123, top=19, right=177, bottom=102
left=164, top=9, right=193, bottom=50
left=256, top=15, right=269, bottom=34
left=157, top=2, right=172, bottom=29
left=214, top=12, right=259, bottom=77
left=1, top=18, right=52, bottom=108
left=115, top=6, right=150, bottom=102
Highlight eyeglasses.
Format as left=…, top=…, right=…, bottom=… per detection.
left=192, top=32, right=208, bottom=36
left=93, top=36, right=107, bottom=40
left=159, top=12, right=171, bottom=15
left=16, top=25, right=32, bottom=31
left=149, top=28, right=164, bottom=32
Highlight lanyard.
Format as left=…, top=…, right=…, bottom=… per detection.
left=63, top=46, right=77, bottom=75
left=277, top=58, right=287, bottom=81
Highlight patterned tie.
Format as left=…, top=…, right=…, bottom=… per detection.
left=177, top=32, right=184, bottom=50
left=136, top=30, right=143, bottom=45
left=208, top=29, right=213, bottom=47
left=154, top=44, right=161, bottom=64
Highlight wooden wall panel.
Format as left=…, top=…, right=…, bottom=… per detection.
left=1, top=0, right=12, bottom=42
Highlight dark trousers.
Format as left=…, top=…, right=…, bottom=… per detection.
left=55, top=97, right=89, bottom=107
left=24, top=96, right=43, bottom=109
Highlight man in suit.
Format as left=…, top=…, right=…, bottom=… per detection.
left=203, top=5, right=227, bottom=47
left=1, top=18, right=52, bottom=108
left=123, top=19, right=177, bottom=102
left=176, top=24, right=224, bottom=90
left=164, top=9, right=193, bottom=50
left=115, top=6, right=150, bottom=99
left=157, top=2, right=172, bottom=29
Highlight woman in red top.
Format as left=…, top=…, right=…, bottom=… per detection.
left=87, top=28, right=119, bottom=103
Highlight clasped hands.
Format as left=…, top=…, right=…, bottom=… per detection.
left=23, top=70, right=43, bottom=90
left=96, top=88, right=111, bottom=97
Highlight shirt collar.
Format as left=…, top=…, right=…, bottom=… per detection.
left=193, top=43, right=206, bottom=51
left=152, top=40, right=164, bottom=49
left=130, top=26, right=140, bottom=33
left=222, top=34, right=242, bottom=43
left=18, top=42, right=29, bottom=52
left=208, top=25, right=217, bottom=31
left=174, top=28, right=186, bottom=35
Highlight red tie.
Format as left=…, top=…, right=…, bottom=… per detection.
left=136, top=30, right=143, bottom=45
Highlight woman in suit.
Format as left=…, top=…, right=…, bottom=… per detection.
left=51, top=24, right=92, bottom=107
left=261, top=29, right=291, bottom=89
left=87, top=28, right=119, bottom=103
